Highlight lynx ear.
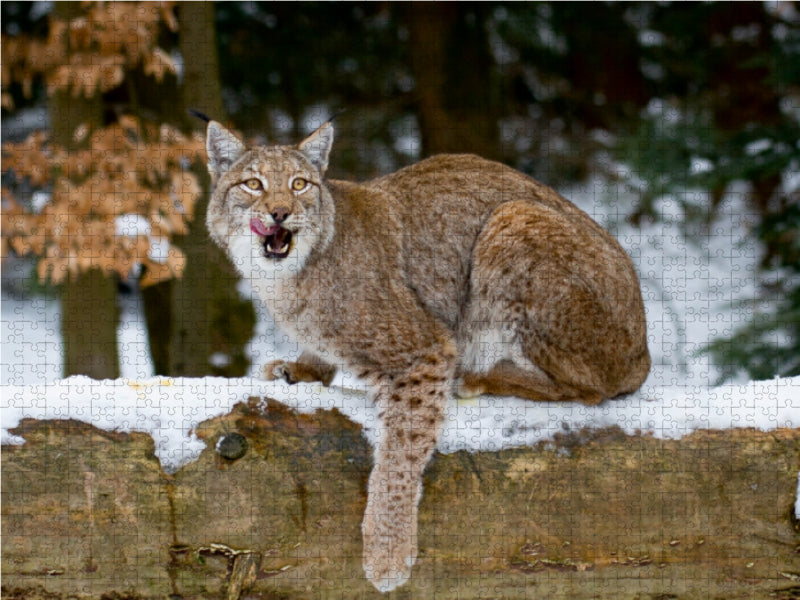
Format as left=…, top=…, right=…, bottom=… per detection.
left=298, top=121, right=334, bottom=175
left=206, top=121, right=246, bottom=183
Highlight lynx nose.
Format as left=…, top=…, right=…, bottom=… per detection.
left=271, top=206, right=290, bottom=223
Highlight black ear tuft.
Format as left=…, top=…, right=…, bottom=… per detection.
left=188, top=108, right=211, bottom=123
left=326, top=109, right=346, bottom=124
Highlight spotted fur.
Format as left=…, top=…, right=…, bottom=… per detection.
left=204, top=120, right=650, bottom=592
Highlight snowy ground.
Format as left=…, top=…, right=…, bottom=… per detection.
left=2, top=182, right=798, bottom=515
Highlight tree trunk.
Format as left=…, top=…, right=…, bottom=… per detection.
left=140, top=280, right=172, bottom=375
left=166, top=1, right=256, bottom=377
left=404, top=4, right=500, bottom=160
left=51, top=1, right=120, bottom=380
left=60, top=269, right=120, bottom=379
left=178, top=2, right=225, bottom=125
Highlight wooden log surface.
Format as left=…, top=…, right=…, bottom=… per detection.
left=3, top=397, right=800, bottom=599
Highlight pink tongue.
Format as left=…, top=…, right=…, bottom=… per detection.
left=250, top=218, right=279, bottom=237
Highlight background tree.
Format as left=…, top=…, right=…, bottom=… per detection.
left=50, top=1, right=117, bottom=379
left=1, top=2, right=206, bottom=377
left=141, top=2, right=256, bottom=376
left=403, top=3, right=502, bottom=159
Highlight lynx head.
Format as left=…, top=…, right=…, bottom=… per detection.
left=204, top=120, right=335, bottom=278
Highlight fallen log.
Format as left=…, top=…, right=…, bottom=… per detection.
left=3, top=397, right=799, bottom=599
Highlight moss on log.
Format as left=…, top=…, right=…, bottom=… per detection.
left=3, top=397, right=800, bottom=599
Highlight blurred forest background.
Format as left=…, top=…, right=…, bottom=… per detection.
left=1, top=1, right=799, bottom=383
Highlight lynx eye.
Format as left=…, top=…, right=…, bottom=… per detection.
left=291, top=177, right=309, bottom=192
left=244, top=178, right=262, bottom=191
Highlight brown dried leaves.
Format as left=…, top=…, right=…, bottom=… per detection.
left=1, top=1, right=178, bottom=107
left=2, top=120, right=205, bottom=286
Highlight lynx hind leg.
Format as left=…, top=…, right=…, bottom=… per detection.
left=263, top=351, right=337, bottom=386
left=460, top=200, right=616, bottom=405
left=362, top=343, right=455, bottom=592
left=457, top=360, right=603, bottom=405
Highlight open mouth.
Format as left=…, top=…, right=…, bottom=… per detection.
left=250, top=218, right=293, bottom=259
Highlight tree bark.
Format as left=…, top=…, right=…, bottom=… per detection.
left=51, top=2, right=120, bottom=379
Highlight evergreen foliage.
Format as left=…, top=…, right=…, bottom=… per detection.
left=605, top=3, right=800, bottom=380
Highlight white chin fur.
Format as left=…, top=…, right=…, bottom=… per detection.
left=227, top=232, right=308, bottom=282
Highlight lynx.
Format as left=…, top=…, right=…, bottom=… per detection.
left=203, top=117, right=650, bottom=592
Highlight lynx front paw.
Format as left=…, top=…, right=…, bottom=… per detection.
left=262, top=360, right=296, bottom=384
left=362, top=520, right=416, bottom=593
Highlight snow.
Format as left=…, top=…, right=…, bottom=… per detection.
left=2, top=182, right=798, bottom=488
left=690, top=156, right=714, bottom=175
left=796, top=471, right=800, bottom=521
left=1, top=374, right=798, bottom=474
left=208, top=352, right=232, bottom=368
left=744, top=138, right=773, bottom=156
left=114, top=214, right=151, bottom=237
left=113, top=213, right=172, bottom=264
